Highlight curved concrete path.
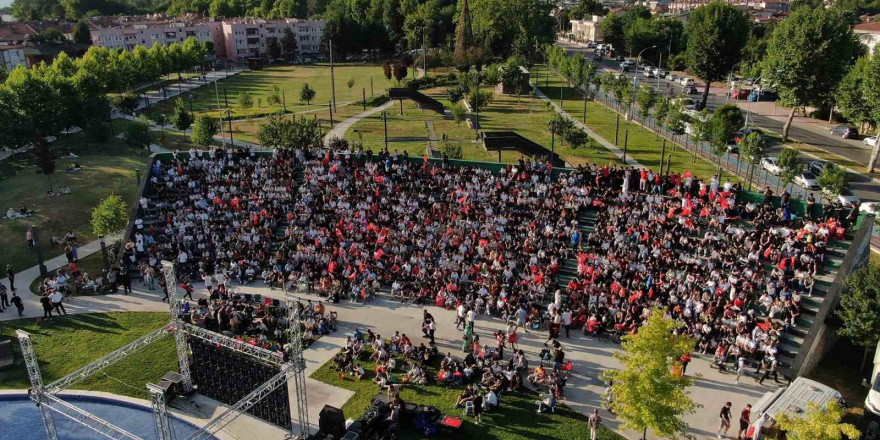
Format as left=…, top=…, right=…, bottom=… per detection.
left=323, top=100, right=395, bottom=145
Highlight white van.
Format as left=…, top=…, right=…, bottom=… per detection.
left=748, top=378, right=844, bottom=440
left=679, top=77, right=695, bottom=86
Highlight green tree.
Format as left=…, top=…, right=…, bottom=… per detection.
left=268, top=85, right=282, bottom=105
left=125, top=116, right=151, bottom=149
left=636, top=84, right=656, bottom=123
left=450, top=102, right=467, bottom=126
left=466, top=89, right=493, bottom=113
left=601, top=309, right=698, bottom=440
left=654, top=97, right=670, bottom=129
left=776, top=401, right=860, bottom=440
left=777, top=147, right=801, bottom=192
left=564, top=126, right=589, bottom=149
left=73, top=20, right=91, bottom=44
left=267, top=37, right=281, bottom=60
left=838, top=263, right=880, bottom=369
left=346, top=77, right=355, bottom=97
left=685, top=2, right=750, bottom=109
left=836, top=56, right=873, bottom=135
left=191, top=114, right=219, bottom=147
left=761, top=6, right=861, bottom=141
left=33, top=139, right=55, bottom=190
left=91, top=194, right=129, bottom=238
left=300, top=83, right=316, bottom=108
left=501, top=60, right=526, bottom=97
left=739, top=131, right=766, bottom=190
left=170, top=97, right=193, bottom=134
left=441, top=141, right=464, bottom=159
left=665, top=98, right=685, bottom=134
left=861, top=49, right=880, bottom=172
left=817, top=165, right=848, bottom=198
left=239, top=91, right=254, bottom=109
left=709, top=103, right=744, bottom=162
left=280, top=27, right=298, bottom=61
left=571, top=0, right=607, bottom=19
left=257, top=113, right=322, bottom=149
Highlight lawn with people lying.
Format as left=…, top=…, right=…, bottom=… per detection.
left=143, top=63, right=393, bottom=121
left=0, top=122, right=151, bottom=275
left=0, top=312, right=176, bottom=399
left=311, top=351, right=624, bottom=440
left=530, top=64, right=744, bottom=182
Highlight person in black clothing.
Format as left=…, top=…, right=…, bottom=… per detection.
left=0, top=283, right=7, bottom=311
left=120, top=269, right=132, bottom=294
left=472, top=390, right=484, bottom=423
left=6, top=265, right=14, bottom=291
left=11, top=291, right=24, bottom=317
left=717, top=402, right=732, bottom=438
left=40, top=294, right=53, bottom=320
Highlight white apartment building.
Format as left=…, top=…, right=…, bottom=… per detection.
left=89, top=19, right=223, bottom=53
left=221, top=19, right=324, bottom=61
left=855, top=22, right=880, bottom=57
left=570, top=16, right=604, bottom=43
left=87, top=17, right=324, bottom=62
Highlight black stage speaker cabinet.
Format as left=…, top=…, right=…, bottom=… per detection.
left=319, top=404, right=346, bottom=437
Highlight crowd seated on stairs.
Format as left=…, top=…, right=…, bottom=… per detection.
left=127, top=145, right=857, bottom=379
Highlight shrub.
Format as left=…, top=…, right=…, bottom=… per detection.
left=441, top=141, right=464, bottom=159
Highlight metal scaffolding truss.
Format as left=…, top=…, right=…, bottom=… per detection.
left=179, top=322, right=284, bottom=366
left=45, top=327, right=171, bottom=394
left=186, top=363, right=294, bottom=440
left=148, top=383, right=174, bottom=440
left=16, top=330, right=139, bottom=440
left=40, top=392, right=142, bottom=440
left=285, top=292, right=310, bottom=439
left=161, top=260, right=194, bottom=394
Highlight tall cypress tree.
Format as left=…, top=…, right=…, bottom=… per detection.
left=454, top=0, right=474, bottom=70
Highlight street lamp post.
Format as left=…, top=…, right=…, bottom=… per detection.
left=630, top=45, right=656, bottom=119
left=31, top=225, right=48, bottom=276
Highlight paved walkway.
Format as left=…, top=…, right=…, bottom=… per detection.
left=323, top=100, right=395, bottom=145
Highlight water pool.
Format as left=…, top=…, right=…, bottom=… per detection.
left=0, top=394, right=213, bottom=440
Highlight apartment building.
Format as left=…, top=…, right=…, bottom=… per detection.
left=0, top=45, right=28, bottom=70
left=570, top=15, right=604, bottom=42
left=87, top=16, right=324, bottom=61
left=220, top=19, right=324, bottom=61
left=88, top=18, right=223, bottom=54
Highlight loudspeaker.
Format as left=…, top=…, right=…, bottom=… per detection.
left=319, top=405, right=346, bottom=437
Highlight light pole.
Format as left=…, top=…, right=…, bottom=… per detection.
left=214, top=76, right=226, bottom=146
left=630, top=45, right=656, bottom=119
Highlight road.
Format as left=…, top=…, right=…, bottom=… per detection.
left=555, top=40, right=879, bottom=203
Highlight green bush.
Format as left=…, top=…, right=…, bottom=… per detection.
left=366, top=94, right=390, bottom=107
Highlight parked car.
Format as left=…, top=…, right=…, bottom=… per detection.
left=685, top=86, right=699, bottom=95
left=726, top=141, right=740, bottom=154
left=679, top=77, right=695, bottom=86
left=642, top=70, right=655, bottom=78
left=860, top=202, right=879, bottom=215
left=620, top=65, right=631, bottom=72
left=864, top=136, right=878, bottom=147
left=837, top=194, right=861, bottom=207
left=794, top=171, right=820, bottom=190
left=830, top=125, right=857, bottom=139
left=807, top=160, right=835, bottom=176
left=734, top=127, right=764, bottom=144
left=663, top=72, right=677, bottom=81
left=655, top=69, right=669, bottom=78
left=615, top=55, right=625, bottom=61
left=761, top=157, right=782, bottom=175
left=728, top=89, right=750, bottom=100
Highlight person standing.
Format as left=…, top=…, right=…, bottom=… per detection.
left=472, top=390, right=484, bottom=424
left=735, top=356, right=747, bottom=384
left=759, top=356, right=779, bottom=385
left=49, top=290, right=67, bottom=316
left=6, top=265, right=14, bottom=291
left=718, top=402, right=732, bottom=438
left=107, top=268, right=118, bottom=293
left=738, top=404, right=752, bottom=440
left=562, top=308, right=572, bottom=338
left=0, top=283, right=7, bottom=312
left=120, top=269, right=132, bottom=294
left=40, top=294, right=53, bottom=320
left=455, top=303, right=466, bottom=330
left=11, top=291, right=24, bottom=317
left=589, top=409, right=602, bottom=440
left=426, top=317, right=436, bottom=344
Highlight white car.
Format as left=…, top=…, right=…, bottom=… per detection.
left=680, top=77, right=695, bottom=86
left=837, top=194, right=860, bottom=206
left=864, top=136, right=878, bottom=147
left=664, top=72, right=677, bottom=81
left=794, top=172, right=820, bottom=190
left=761, top=157, right=781, bottom=175
left=642, top=70, right=655, bottom=78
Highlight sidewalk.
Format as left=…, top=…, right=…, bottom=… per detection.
left=323, top=100, right=395, bottom=145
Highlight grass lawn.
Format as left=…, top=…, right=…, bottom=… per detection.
left=344, top=85, right=615, bottom=164
left=29, top=251, right=108, bottom=297
left=142, top=63, right=393, bottom=121
left=0, top=121, right=151, bottom=274
left=311, top=351, right=624, bottom=440
left=530, top=65, right=744, bottom=182
left=0, top=312, right=176, bottom=400
left=229, top=101, right=367, bottom=145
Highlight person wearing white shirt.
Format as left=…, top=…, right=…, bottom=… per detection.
left=561, top=309, right=572, bottom=338
left=49, top=290, right=67, bottom=315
